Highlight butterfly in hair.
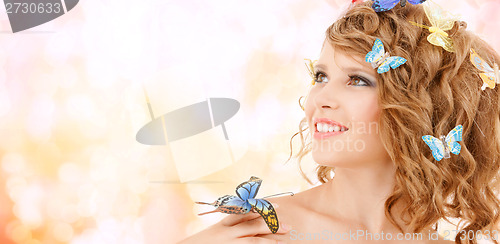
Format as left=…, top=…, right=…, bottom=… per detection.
left=422, top=125, right=463, bottom=161
left=304, top=58, right=318, bottom=85
left=469, top=48, right=499, bottom=90
left=196, top=176, right=292, bottom=234
left=365, top=38, right=407, bottom=74
left=372, top=0, right=426, bottom=12
left=409, top=1, right=459, bottom=52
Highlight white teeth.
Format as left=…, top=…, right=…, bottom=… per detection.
left=316, top=123, right=347, bottom=133
left=317, top=123, right=323, bottom=132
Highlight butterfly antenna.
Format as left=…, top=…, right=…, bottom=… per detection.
left=197, top=210, right=220, bottom=216
left=409, top=21, right=430, bottom=30
left=304, top=59, right=313, bottom=76
left=195, top=201, right=215, bottom=206
left=261, top=192, right=295, bottom=199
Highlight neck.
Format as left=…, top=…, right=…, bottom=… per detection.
left=314, top=161, right=412, bottom=234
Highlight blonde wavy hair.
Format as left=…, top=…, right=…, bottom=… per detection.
left=287, top=1, right=500, bottom=243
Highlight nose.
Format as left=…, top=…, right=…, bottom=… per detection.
left=312, top=82, right=340, bottom=110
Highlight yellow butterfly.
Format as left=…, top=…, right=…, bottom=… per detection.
left=409, top=2, right=459, bottom=52
left=304, top=58, right=317, bottom=85
left=299, top=59, right=318, bottom=111
left=470, top=48, right=500, bottom=90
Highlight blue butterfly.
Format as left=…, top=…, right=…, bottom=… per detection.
left=422, top=125, right=463, bottom=161
left=195, top=176, right=280, bottom=234
left=365, top=38, right=407, bottom=74
left=372, top=0, right=427, bottom=12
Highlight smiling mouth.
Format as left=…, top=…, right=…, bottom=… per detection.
left=315, top=123, right=349, bottom=133
left=313, top=118, right=349, bottom=133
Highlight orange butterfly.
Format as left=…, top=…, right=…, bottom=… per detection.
left=470, top=48, right=499, bottom=90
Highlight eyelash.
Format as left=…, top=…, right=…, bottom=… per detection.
left=313, top=71, right=372, bottom=87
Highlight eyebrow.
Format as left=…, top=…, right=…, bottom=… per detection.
left=341, top=67, right=376, bottom=79
left=314, top=64, right=327, bottom=71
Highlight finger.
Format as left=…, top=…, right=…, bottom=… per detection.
left=276, top=222, right=291, bottom=234
left=233, top=237, right=285, bottom=244
left=232, top=216, right=291, bottom=237
left=253, top=221, right=291, bottom=235
left=220, top=212, right=261, bottom=226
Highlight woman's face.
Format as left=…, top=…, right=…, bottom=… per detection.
left=304, top=42, right=391, bottom=168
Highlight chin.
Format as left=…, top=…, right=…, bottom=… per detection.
left=312, top=151, right=354, bottom=167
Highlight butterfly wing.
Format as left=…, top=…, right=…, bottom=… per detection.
left=407, top=0, right=427, bottom=5
left=198, top=195, right=252, bottom=215
left=236, top=176, right=262, bottom=201
left=304, top=59, right=318, bottom=85
left=377, top=59, right=391, bottom=74
left=444, top=125, right=463, bottom=155
left=470, top=49, right=497, bottom=89
left=422, top=135, right=445, bottom=161
left=248, top=198, right=279, bottom=234
left=423, top=2, right=458, bottom=31
left=366, top=38, right=385, bottom=64
left=377, top=56, right=406, bottom=73
left=470, top=49, right=495, bottom=72
left=388, top=56, right=407, bottom=69
left=372, top=0, right=401, bottom=12
left=219, top=195, right=252, bottom=214
left=427, top=33, right=455, bottom=52
left=423, top=2, right=438, bottom=27
left=479, top=73, right=497, bottom=90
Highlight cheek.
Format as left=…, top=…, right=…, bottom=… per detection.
left=363, top=102, right=380, bottom=124
left=303, top=91, right=316, bottom=121
left=345, top=97, right=387, bottom=161
left=349, top=95, right=380, bottom=124
left=348, top=95, right=382, bottom=148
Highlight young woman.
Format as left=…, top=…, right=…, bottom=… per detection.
left=179, top=1, right=500, bottom=243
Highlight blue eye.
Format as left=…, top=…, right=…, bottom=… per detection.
left=313, top=71, right=328, bottom=84
left=347, top=75, right=372, bottom=87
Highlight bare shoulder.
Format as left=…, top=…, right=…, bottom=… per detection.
left=254, top=183, right=331, bottom=242
left=265, top=183, right=330, bottom=229
left=266, top=182, right=325, bottom=212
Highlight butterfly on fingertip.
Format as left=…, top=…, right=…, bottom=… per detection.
left=409, top=2, right=459, bottom=52
left=372, top=0, right=426, bottom=12
left=469, top=48, right=499, bottom=90
left=365, top=38, right=407, bottom=74
left=422, top=125, right=463, bottom=161
left=195, top=176, right=292, bottom=234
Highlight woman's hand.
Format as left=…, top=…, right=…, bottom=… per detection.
left=177, top=207, right=291, bottom=244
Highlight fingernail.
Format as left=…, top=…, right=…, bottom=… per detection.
left=281, top=223, right=291, bottom=232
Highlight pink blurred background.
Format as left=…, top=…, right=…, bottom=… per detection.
left=0, top=0, right=499, bottom=243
